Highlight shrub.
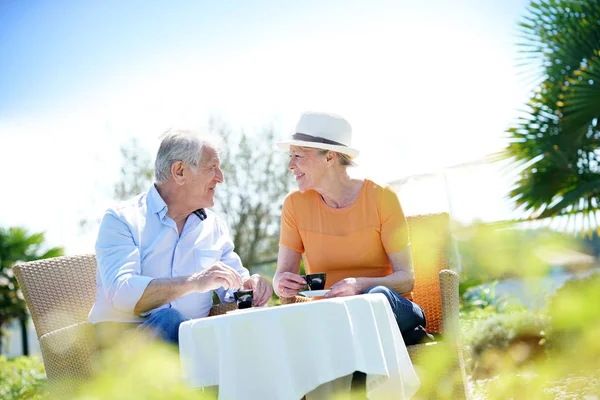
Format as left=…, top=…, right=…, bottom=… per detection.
left=0, top=355, right=47, bottom=400
left=464, top=311, right=549, bottom=380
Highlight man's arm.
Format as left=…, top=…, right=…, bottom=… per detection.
left=326, top=246, right=415, bottom=298
left=133, top=276, right=196, bottom=315
left=133, top=262, right=244, bottom=315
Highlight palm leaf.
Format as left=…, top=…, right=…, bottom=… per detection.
left=500, top=0, right=600, bottom=235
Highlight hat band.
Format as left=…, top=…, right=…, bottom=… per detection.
left=293, top=133, right=347, bottom=147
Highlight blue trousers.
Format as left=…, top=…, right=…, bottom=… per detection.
left=137, top=308, right=190, bottom=344
left=364, top=285, right=427, bottom=344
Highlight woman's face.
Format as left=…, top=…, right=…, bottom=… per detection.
left=287, top=146, right=327, bottom=192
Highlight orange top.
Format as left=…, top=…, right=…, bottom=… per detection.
left=279, top=179, right=410, bottom=290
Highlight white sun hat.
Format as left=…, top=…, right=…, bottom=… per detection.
left=277, top=111, right=359, bottom=159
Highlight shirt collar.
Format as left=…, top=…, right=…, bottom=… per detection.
left=147, top=184, right=168, bottom=218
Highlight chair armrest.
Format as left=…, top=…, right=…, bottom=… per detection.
left=439, top=269, right=470, bottom=398
left=439, top=269, right=460, bottom=338
left=208, top=302, right=238, bottom=316
left=39, top=322, right=97, bottom=387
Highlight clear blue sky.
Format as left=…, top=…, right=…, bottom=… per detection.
left=0, top=0, right=532, bottom=253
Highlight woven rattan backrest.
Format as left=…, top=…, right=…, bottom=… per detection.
left=407, top=213, right=450, bottom=334
left=13, top=254, right=97, bottom=338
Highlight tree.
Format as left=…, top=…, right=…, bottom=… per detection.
left=499, top=0, right=600, bottom=235
left=0, top=227, right=64, bottom=355
left=113, top=138, right=154, bottom=201
left=113, top=123, right=292, bottom=269
left=212, top=123, right=291, bottom=268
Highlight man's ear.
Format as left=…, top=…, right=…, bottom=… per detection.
left=171, top=161, right=186, bottom=185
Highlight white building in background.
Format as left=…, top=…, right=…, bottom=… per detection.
left=389, top=158, right=522, bottom=224
left=388, top=158, right=523, bottom=275
left=2, top=318, right=40, bottom=358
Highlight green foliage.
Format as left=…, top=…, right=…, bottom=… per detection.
left=545, top=272, right=600, bottom=349
left=455, top=220, right=580, bottom=288
left=0, top=356, right=47, bottom=400
left=459, top=270, right=600, bottom=397
left=213, top=122, right=291, bottom=268
left=113, top=138, right=154, bottom=201
left=74, top=338, right=205, bottom=399
left=0, top=227, right=63, bottom=342
left=498, top=0, right=600, bottom=233
left=461, top=281, right=511, bottom=312
left=467, top=311, right=548, bottom=359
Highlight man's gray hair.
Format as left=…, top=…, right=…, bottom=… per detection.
left=155, top=129, right=223, bottom=184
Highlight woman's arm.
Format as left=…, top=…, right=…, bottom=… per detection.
left=325, top=246, right=415, bottom=298
left=273, top=246, right=306, bottom=297
left=356, top=246, right=415, bottom=294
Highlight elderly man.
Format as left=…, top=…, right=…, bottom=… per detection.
left=88, top=130, right=272, bottom=345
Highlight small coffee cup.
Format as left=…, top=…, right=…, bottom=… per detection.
left=234, top=289, right=254, bottom=309
left=303, top=273, right=326, bottom=291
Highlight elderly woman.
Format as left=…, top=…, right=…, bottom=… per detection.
left=273, top=112, right=428, bottom=345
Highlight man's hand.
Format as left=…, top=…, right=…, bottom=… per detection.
left=191, top=262, right=244, bottom=292
left=276, top=272, right=307, bottom=298
left=242, top=274, right=273, bottom=306
left=325, top=278, right=363, bottom=298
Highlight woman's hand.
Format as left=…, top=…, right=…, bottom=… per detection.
left=276, top=272, right=307, bottom=298
left=325, top=278, right=363, bottom=298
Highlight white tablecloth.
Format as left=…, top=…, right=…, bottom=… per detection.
left=179, top=293, right=420, bottom=400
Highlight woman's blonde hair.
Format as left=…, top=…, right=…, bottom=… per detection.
left=315, top=148, right=356, bottom=167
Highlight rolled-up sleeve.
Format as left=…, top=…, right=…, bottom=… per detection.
left=95, top=210, right=153, bottom=314
left=214, top=216, right=250, bottom=302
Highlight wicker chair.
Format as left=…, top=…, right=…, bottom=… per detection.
left=12, top=254, right=237, bottom=397
left=281, top=213, right=470, bottom=399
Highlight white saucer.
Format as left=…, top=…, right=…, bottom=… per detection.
left=226, top=306, right=267, bottom=314
left=299, top=289, right=330, bottom=298
left=226, top=309, right=253, bottom=314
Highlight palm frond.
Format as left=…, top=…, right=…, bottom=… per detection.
left=502, top=0, right=600, bottom=235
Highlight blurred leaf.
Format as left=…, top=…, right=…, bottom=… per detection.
left=0, top=356, right=47, bottom=400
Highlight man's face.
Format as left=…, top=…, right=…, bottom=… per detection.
left=187, top=145, right=224, bottom=208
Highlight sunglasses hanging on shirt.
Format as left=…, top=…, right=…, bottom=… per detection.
left=193, top=209, right=207, bottom=221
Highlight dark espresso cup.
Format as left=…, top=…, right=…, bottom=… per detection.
left=234, top=289, right=254, bottom=309
left=303, top=273, right=326, bottom=291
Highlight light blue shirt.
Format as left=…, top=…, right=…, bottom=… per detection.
left=88, top=185, right=249, bottom=323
